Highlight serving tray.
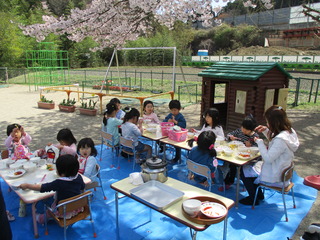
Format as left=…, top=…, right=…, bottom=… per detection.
left=181, top=196, right=228, bottom=225
left=130, top=180, right=184, bottom=210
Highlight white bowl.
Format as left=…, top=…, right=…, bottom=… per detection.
left=187, top=132, right=194, bottom=138
left=144, top=119, right=152, bottom=124
left=30, top=157, right=41, bottom=165
left=238, top=146, right=249, bottom=153
left=249, top=147, right=259, bottom=155
left=146, top=128, right=157, bottom=133
left=9, top=162, right=23, bottom=170
left=16, top=159, right=28, bottom=164
left=182, top=199, right=201, bottom=217
left=224, top=149, right=233, bottom=156
left=23, top=162, right=37, bottom=172
left=147, top=123, right=158, bottom=128
left=215, top=148, right=223, bottom=156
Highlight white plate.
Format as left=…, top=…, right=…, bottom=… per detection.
left=7, top=169, right=26, bottom=178
left=200, top=202, right=227, bottom=218
left=237, top=153, right=251, bottom=160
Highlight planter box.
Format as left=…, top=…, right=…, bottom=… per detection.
left=79, top=108, right=97, bottom=116
left=58, top=104, right=76, bottom=113
left=38, top=102, right=55, bottom=109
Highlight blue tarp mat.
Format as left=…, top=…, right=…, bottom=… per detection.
left=2, top=140, right=317, bottom=240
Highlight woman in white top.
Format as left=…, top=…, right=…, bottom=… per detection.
left=240, top=105, right=299, bottom=205
left=192, top=108, right=225, bottom=138
left=121, top=108, right=152, bottom=159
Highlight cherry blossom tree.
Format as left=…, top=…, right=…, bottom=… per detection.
left=20, top=0, right=274, bottom=50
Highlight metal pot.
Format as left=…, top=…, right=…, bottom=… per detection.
left=141, top=156, right=168, bottom=183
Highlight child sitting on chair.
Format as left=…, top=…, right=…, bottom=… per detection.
left=77, top=138, right=98, bottom=180
left=143, top=100, right=160, bottom=124
left=224, top=116, right=259, bottom=189
left=188, top=131, right=217, bottom=187
left=19, top=154, right=85, bottom=224
left=5, top=124, right=32, bottom=159
left=102, top=102, right=123, bottom=145
left=121, top=108, right=152, bottom=160
left=109, top=98, right=125, bottom=120
left=163, top=100, right=186, bottom=163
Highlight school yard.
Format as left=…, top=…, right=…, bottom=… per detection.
left=0, top=83, right=319, bottom=239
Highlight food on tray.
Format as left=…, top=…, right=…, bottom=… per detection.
left=238, top=152, right=250, bottom=158
left=14, top=171, right=23, bottom=176
left=46, top=164, right=54, bottom=171
left=200, top=202, right=227, bottom=218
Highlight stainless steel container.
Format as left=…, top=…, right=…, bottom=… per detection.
left=141, top=156, right=168, bottom=183
left=141, top=167, right=168, bottom=183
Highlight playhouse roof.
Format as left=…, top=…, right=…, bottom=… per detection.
left=198, top=62, right=292, bottom=80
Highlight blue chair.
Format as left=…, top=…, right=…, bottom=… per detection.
left=119, top=136, right=136, bottom=171
left=101, top=130, right=119, bottom=169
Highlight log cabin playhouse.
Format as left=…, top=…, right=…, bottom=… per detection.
left=198, top=62, right=292, bottom=130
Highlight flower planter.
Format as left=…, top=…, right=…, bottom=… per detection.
left=58, top=105, right=76, bottom=113
left=78, top=108, right=97, bottom=116
left=38, top=102, right=55, bottom=109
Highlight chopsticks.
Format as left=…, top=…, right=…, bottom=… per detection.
left=40, top=174, right=47, bottom=183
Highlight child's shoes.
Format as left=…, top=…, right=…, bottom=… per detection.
left=6, top=210, right=15, bottom=222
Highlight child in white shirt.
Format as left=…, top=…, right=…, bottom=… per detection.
left=121, top=108, right=152, bottom=160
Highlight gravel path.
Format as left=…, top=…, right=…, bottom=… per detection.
left=0, top=84, right=319, bottom=239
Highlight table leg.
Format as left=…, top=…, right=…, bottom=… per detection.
left=115, top=191, right=119, bottom=239
left=236, top=166, right=240, bottom=208
left=162, top=144, right=167, bottom=161
left=223, top=215, right=228, bottom=240
left=32, top=202, right=39, bottom=238
left=189, top=228, right=198, bottom=240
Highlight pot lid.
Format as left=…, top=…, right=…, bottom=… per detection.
left=145, top=156, right=167, bottom=169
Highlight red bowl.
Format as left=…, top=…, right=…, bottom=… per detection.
left=303, top=175, right=320, bottom=190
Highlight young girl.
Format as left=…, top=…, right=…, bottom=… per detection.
left=240, top=105, right=300, bottom=205
left=5, top=124, right=32, bottom=159
left=225, top=116, right=259, bottom=187
left=143, top=100, right=160, bottom=124
left=77, top=138, right=98, bottom=180
left=102, top=102, right=123, bottom=145
left=56, top=128, right=77, bottom=156
left=121, top=108, right=152, bottom=159
left=191, top=108, right=224, bottom=138
left=109, top=98, right=125, bottom=120
left=19, top=154, right=85, bottom=223
left=188, top=131, right=217, bottom=186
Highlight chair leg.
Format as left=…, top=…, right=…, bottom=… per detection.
left=98, top=176, right=107, bottom=200
left=88, top=195, right=97, bottom=238
left=291, top=188, right=296, bottom=209
left=100, top=140, right=103, bottom=161
left=282, top=190, right=288, bottom=222
left=44, top=205, right=48, bottom=235
left=252, top=186, right=260, bottom=209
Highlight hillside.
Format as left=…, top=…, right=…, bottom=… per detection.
left=228, top=46, right=320, bottom=56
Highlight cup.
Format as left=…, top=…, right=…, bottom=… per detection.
left=129, top=172, right=144, bottom=185
left=39, top=159, right=46, bottom=166
left=183, top=199, right=201, bottom=217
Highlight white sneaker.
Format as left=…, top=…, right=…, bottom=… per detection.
left=308, top=223, right=320, bottom=234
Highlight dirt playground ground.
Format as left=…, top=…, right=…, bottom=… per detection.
left=0, top=84, right=319, bottom=239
